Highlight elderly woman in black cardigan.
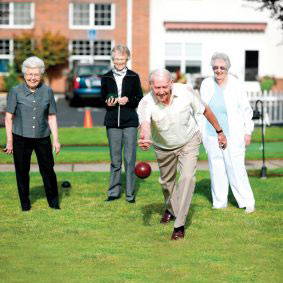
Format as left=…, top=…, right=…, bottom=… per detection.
left=101, top=45, right=143, bottom=203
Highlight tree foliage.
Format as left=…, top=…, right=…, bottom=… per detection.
left=3, top=65, right=22, bottom=92
left=13, top=32, right=34, bottom=73
left=13, top=31, right=69, bottom=84
left=246, top=0, right=283, bottom=29
left=35, top=31, right=69, bottom=82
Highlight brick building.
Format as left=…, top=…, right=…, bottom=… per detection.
left=0, top=0, right=150, bottom=92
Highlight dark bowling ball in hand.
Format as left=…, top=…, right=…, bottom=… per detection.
left=135, top=162, right=152, bottom=179
left=62, top=180, right=71, bottom=188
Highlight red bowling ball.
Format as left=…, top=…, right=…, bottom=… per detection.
left=135, top=162, right=152, bottom=179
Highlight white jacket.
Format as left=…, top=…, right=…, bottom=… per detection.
left=200, top=75, right=254, bottom=155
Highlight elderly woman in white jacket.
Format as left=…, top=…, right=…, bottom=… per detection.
left=200, top=52, right=255, bottom=213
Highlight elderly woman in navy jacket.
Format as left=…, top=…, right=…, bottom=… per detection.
left=101, top=45, right=143, bottom=203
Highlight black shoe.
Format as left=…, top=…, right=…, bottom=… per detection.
left=22, top=207, right=31, bottom=212
left=50, top=205, right=61, bottom=210
left=127, top=198, right=136, bottom=203
left=105, top=196, right=120, bottom=202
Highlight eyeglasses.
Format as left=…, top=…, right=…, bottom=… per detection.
left=212, top=66, right=226, bottom=71
left=25, top=73, right=41, bottom=78
left=113, top=57, right=127, bottom=62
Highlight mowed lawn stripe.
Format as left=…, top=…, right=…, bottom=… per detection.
left=1, top=142, right=283, bottom=164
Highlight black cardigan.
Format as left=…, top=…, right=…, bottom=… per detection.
left=101, top=69, right=143, bottom=128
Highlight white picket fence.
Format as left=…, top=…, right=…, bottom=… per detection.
left=247, top=91, right=283, bottom=125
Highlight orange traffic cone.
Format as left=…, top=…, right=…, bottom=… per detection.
left=84, top=109, right=93, bottom=128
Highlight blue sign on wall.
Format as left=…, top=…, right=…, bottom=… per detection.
left=87, top=30, right=96, bottom=40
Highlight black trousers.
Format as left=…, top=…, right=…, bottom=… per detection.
left=13, top=134, right=59, bottom=210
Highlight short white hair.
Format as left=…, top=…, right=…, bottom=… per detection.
left=149, top=68, right=173, bottom=83
left=22, top=56, right=45, bottom=75
left=211, top=52, right=231, bottom=70
left=111, top=45, right=131, bottom=61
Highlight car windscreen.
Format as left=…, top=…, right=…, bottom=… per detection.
left=77, top=65, right=110, bottom=76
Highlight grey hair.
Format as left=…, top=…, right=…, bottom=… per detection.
left=22, top=56, right=45, bottom=75
left=111, top=44, right=131, bottom=61
left=211, top=52, right=231, bottom=70
left=149, top=68, right=173, bottom=83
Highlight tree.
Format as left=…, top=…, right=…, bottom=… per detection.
left=246, top=0, right=283, bottom=29
left=3, top=65, right=22, bottom=92
left=35, top=31, right=69, bottom=84
left=13, top=32, right=35, bottom=73
left=13, top=31, right=69, bottom=85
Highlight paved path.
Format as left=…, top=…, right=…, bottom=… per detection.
left=0, top=159, right=282, bottom=172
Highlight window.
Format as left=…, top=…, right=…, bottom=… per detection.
left=165, top=43, right=182, bottom=57
left=70, top=3, right=115, bottom=29
left=0, top=39, right=12, bottom=73
left=94, top=40, right=112, bottom=56
left=14, top=2, right=33, bottom=25
left=185, top=60, right=201, bottom=75
left=72, top=40, right=91, bottom=56
left=70, top=40, right=112, bottom=66
left=0, top=2, right=34, bottom=28
left=165, top=42, right=202, bottom=75
left=94, top=4, right=112, bottom=26
left=245, top=50, right=259, bottom=81
left=0, top=39, right=33, bottom=73
left=185, top=44, right=202, bottom=75
left=73, top=3, right=89, bottom=26
left=0, top=3, right=9, bottom=25
left=165, top=60, right=181, bottom=73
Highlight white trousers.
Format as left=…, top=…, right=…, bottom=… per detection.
left=206, top=136, right=255, bottom=208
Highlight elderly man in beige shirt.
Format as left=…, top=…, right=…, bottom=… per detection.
left=137, top=68, right=227, bottom=240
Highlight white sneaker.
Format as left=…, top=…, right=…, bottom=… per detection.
left=245, top=206, right=255, bottom=214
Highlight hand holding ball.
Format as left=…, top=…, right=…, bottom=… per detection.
left=135, top=162, right=152, bottom=179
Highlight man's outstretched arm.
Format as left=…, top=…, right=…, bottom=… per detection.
left=203, top=106, right=227, bottom=149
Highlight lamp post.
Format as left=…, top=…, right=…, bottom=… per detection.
left=253, top=99, right=267, bottom=178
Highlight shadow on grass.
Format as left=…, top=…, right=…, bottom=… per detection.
left=30, top=181, right=71, bottom=206
left=185, top=204, right=195, bottom=229
left=141, top=202, right=164, bottom=226
left=248, top=170, right=283, bottom=178
left=194, top=178, right=212, bottom=202
left=141, top=202, right=196, bottom=229
left=194, top=178, right=238, bottom=208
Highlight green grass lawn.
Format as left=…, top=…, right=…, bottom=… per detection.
left=0, top=126, right=282, bottom=164
left=0, top=170, right=282, bottom=282
left=0, top=126, right=283, bottom=147
left=1, top=142, right=283, bottom=164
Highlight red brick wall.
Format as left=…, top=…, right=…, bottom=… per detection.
left=132, top=0, right=150, bottom=92
left=0, top=0, right=150, bottom=93
left=273, top=78, right=283, bottom=92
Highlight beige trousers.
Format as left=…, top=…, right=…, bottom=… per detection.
left=154, top=132, right=201, bottom=228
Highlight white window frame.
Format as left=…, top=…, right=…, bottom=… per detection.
left=68, top=40, right=112, bottom=68
left=0, top=2, right=34, bottom=29
left=69, top=3, right=115, bottom=30
left=0, top=39, right=14, bottom=75
left=165, top=42, right=202, bottom=74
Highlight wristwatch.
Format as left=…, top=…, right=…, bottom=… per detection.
left=216, top=129, right=223, bottom=134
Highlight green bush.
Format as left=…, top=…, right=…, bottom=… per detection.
left=3, top=65, right=21, bottom=92
left=260, top=76, right=276, bottom=91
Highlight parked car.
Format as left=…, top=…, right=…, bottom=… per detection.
left=65, top=63, right=110, bottom=106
